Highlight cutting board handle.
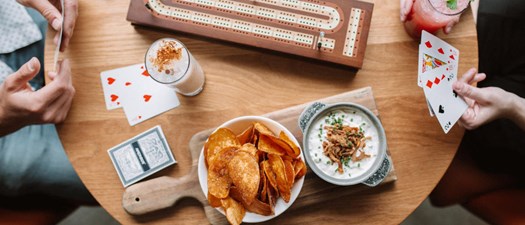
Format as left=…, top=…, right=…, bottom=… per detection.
left=122, top=168, right=202, bottom=215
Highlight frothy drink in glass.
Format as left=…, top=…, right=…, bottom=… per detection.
left=145, top=38, right=205, bottom=96
left=404, top=0, right=470, bottom=39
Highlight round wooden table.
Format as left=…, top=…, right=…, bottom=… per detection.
left=45, top=0, right=478, bottom=224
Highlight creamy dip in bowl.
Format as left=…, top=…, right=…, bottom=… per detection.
left=298, top=102, right=391, bottom=186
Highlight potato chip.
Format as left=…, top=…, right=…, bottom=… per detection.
left=227, top=151, right=260, bottom=206
left=283, top=159, right=295, bottom=188
left=236, top=124, right=254, bottom=145
left=208, top=167, right=231, bottom=199
left=266, top=134, right=296, bottom=157
left=257, top=134, right=285, bottom=156
left=253, top=122, right=274, bottom=136
left=279, top=131, right=301, bottom=158
left=259, top=168, right=268, bottom=203
left=267, top=154, right=291, bottom=203
left=245, top=198, right=273, bottom=216
left=208, top=147, right=238, bottom=198
left=239, top=143, right=258, bottom=162
left=205, top=128, right=241, bottom=167
left=294, top=157, right=307, bottom=179
left=221, top=197, right=245, bottom=225
left=208, top=191, right=222, bottom=208
left=261, top=160, right=278, bottom=192
left=229, top=185, right=272, bottom=217
left=267, top=181, right=277, bottom=207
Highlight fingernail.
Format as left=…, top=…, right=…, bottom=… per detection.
left=28, top=57, right=36, bottom=71
left=51, top=18, right=62, bottom=31
left=445, top=26, right=452, bottom=34
left=452, top=82, right=462, bottom=91
left=48, top=72, right=57, bottom=79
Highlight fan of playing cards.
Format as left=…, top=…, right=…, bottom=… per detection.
left=417, top=31, right=468, bottom=134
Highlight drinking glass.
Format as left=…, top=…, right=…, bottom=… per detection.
left=145, top=38, right=205, bottom=96
left=403, top=0, right=470, bottom=39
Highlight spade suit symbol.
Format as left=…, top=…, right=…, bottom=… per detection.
left=453, top=90, right=458, bottom=98
left=438, top=105, right=445, bottom=114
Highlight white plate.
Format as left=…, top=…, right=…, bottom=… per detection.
left=197, top=116, right=305, bottom=223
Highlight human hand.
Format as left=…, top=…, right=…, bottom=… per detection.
left=400, top=0, right=414, bottom=22
left=0, top=58, right=75, bottom=136
left=17, top=0, right=78, bottom=51
left=453, top=68, right=514, bottom=130
left=400, top=0, right=460, bottom=34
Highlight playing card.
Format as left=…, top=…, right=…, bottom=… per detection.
left=100, top=64, right=151, bottom=110
left=421, top=31, right=459, bottom=77
left=113, top=64, right=180, bottom=126
left=418, top=46, right=455, bottom=87
left=418, top=45, right=436, bottom=117
left=423, top=66, right=467, bottom=133
left=52, top=0, right=64, bottom=72
left=426, top=98, right=435, bottom=117
left=108, top=125, right=176, bottom=187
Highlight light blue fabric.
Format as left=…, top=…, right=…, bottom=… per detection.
left=0, top=8, right=95, bottom=203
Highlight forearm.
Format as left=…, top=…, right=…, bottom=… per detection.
left=508, top=93, right=525, bottom=131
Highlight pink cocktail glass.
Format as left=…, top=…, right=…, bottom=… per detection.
left=404, top=0, right=470, bottom=39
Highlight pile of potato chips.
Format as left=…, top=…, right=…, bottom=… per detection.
left=204, top=122, right=307, bottom=225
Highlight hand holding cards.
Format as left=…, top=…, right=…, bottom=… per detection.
left=418, top=31, right=467, bottom=133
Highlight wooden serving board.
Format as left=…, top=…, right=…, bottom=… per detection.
left=122, top=87, right=397, bottom=224
left=126, top=0, right=373, bottom=68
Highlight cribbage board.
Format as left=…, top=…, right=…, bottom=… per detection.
left=127, top=0, right=374, bottom=68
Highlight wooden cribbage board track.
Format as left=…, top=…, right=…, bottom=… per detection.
left=127, top=0, right=374, bottom=68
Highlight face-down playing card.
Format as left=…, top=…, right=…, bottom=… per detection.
left=108, top=125, right=176, bottom=187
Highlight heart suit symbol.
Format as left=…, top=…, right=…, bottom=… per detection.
left=143, top=95, right=152, bottom=102
left=110, top=94, right=119, bottom=102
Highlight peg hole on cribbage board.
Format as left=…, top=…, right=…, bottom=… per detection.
left=127, top=0, right=374, bottom=68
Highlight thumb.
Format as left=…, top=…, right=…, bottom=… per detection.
left=453, top=81, right=485, bottom=101
left=10, top=57, right=41, bottom=87
left=28, top=0, right=63, bottom=31
left=443, top=16, right=460, bottom=34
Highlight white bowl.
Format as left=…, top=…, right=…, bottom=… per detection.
left=198, top=116, right=305, bottom=223
left=298, top=102, right=391, bottom=187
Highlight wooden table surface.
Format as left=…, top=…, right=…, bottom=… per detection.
left=44, top=0, right=478, bottom=224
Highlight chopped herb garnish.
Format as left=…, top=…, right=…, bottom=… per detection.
left=446, top=0, right=457, bottom=10
left=358, top=163, right=361, bottom=168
